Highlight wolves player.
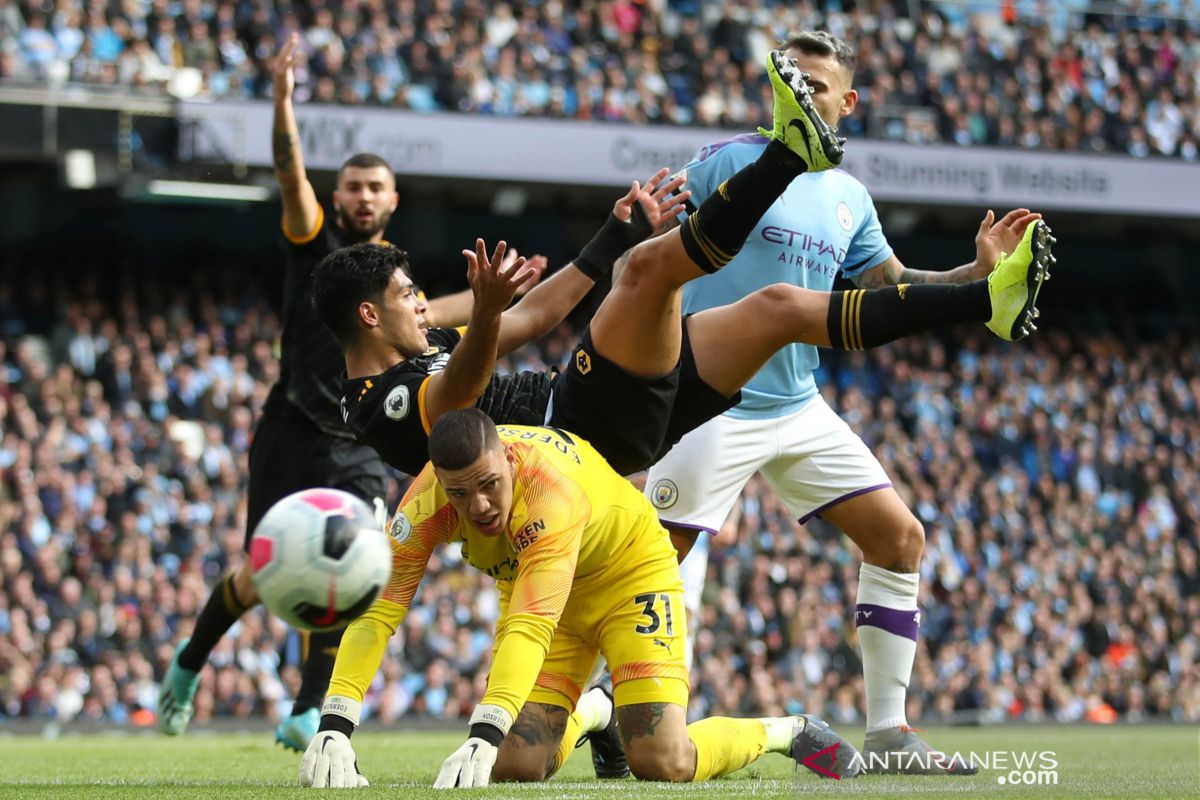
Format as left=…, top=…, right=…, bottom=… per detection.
left=156, top=33, right=493, bottom=752
left=644, top=30, right=1049, bottom=773
left=300, top=411, right=864, bottom=788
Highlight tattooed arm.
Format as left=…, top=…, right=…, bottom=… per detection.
left=853, top=208, right=1043, bottom=288
left=269, top=33, right=322, bottom=242
left=853, top=252, right=978, bottom=288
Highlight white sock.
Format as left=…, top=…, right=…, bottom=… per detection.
left=575, top=687, right=612, bottom=733
left=757, top=716, right=799, bottom=754
left=679, top=535, right=710, bottom=672
left=856, top=563, right=920, bottom=733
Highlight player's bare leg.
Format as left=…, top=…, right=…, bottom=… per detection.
left=490, top=691, right=618, bottom=782
left=490, top=703, right=569, bottom=782
left=587, top=50, right=841, bottom=379
left=669, top=529, right=701, bottom=561
left=682, top=285, right=833, bottom=395
left=158, top=563, right=260, bottom=736
left=817, top=491, right=976, bottom=774
left=685, top=220, right=1054, bottom=397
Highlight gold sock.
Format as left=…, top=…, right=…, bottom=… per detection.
left=687, top=717, right=769, bottom=780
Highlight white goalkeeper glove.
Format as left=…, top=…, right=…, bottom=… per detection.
left=433, top=704, right=512, bottom=789
left=434, top=736, right=499, bottom=789
left=299, top=730, right=369, bottom=788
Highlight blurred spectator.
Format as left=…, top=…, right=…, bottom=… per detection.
left=0, top=261, right=1197, bottom=727
left=2, top=1, right=1199, bottom=157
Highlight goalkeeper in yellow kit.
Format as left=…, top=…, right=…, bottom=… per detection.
left=299, top=409, right=863, bottom=787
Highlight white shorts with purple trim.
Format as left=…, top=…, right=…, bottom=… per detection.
left=644, top=394, right=891, bottom=533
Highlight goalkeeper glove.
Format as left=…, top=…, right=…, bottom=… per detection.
left=299, top=730, right=369, bottom=788
left=433, top=704, right=512, bottom=788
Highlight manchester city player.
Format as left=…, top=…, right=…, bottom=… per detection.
left=645, top=30, right=1046, bottom=774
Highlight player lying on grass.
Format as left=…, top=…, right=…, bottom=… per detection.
left=313, top=50, right=1054, bottom=481
left=300, top=409, right=865, bottom=788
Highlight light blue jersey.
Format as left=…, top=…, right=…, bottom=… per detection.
left=680, top=134, right=893, bottom=419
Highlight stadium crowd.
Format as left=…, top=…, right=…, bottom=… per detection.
left=3, top=0, right=1200, bottom=158
left=0, top=264, right=1196, bottom=728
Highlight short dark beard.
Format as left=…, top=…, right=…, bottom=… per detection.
left=335, top=205, right=393, bottom=244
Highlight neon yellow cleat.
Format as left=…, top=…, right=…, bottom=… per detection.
left=986, top=220, right=1054, bottom=341
left=763, top=50, right=845, bottom=172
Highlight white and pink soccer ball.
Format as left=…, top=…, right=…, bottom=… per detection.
left=249, top=488, right=391, bottom=632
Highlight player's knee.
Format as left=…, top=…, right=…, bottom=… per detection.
left=752, top=282, right=801, bottom=313
left=627, top=741, right=695, bottom=783
left=858, top=511, right=924, bottom=571
left=613, top=241, right=666, bottom=292
left=744, top=284, right=815, bottom=344
left=491, top=751, right=550, bottom=783
left=874, top=513, right=924, bottom=568
left=898, top=514, right=925, bottom=562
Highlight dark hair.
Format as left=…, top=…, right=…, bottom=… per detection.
left=311, top=243, right=411, bottom=344
left=338, top=153, right=395, bottom=184
left=429, top=408, right=503, bottom=471
left=782, top=30, right=857, bottom=78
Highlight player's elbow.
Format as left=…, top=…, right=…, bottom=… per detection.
left=611, top=240, right=663, bottom=293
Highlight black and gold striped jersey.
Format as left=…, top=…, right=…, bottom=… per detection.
left=340, top=327, right=553, bottom=475
left=265, top=207, right=359, bottom=439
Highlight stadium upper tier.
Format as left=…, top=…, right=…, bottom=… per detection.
left=2, top=1, right=1198, bottom=159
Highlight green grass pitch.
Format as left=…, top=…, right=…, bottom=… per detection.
left=0, top=725, right=1195, bottom=800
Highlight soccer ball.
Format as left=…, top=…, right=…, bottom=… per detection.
left=249, top=488, right=391, bottom=632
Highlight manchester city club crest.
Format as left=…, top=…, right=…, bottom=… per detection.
left=650, top=479, right=679, bottom=509
left=836, top=201, right=854, bottom=232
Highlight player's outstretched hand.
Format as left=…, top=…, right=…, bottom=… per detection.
left=497, top=243, right=547, bottom=296
left=270, top=32, right=300, bottom=101
left=974, top=208, right=1043, bottom=278
left=462, top=239, right=535, bottom=317
left=299, top=730, right=369, bottom=789
left=612, top=167, right=692, bottom=233
left=434, top=737, right=500, bottom=789
left=511, top=252, right=548, bottom=296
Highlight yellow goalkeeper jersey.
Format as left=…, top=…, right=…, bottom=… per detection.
left=328, top=424, right=669, bottom=721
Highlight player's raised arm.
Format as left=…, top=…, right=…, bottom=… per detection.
left=419, top=240, right=534, bottom=426
left=422, top=250, right=548, bottom=329
left=271, top=33, right=322, bottom=243
left=853, top=208, right=1043, bottom=288
left=434, top=441, right=588, bottom=789
left=493, top=168, right=691, bottom=357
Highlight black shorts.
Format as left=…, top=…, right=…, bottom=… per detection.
left=244, top=407, right=389, bottom=549
left=548, top=320, right=739, bottom=476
